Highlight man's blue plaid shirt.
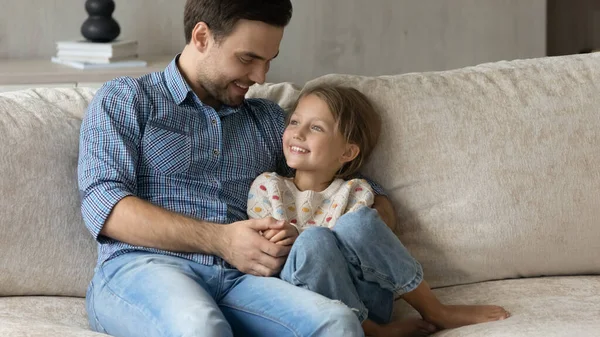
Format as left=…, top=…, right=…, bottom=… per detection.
left=78, top=55, right=383, bottom=266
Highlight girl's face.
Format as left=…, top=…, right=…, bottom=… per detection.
left=283, top=94, right=357, bottom=178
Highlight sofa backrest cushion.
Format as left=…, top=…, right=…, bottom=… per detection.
left=251, top=54, right=600, bottom=288
left=0, top=88, right=97, bottom=297
left=0, top=83, right=298, bottom=298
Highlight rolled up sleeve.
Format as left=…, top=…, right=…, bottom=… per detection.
left=77, top=78, right=142, bottom=240
left=353, top=172, right=386, bottom=196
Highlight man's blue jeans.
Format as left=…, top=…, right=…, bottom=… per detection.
left=86, top=253, right=363, bottom=336
left=280, top=207, right=424, bottom=324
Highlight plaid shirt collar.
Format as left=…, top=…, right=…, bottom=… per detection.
left=164, top=54, right=241, bottom=118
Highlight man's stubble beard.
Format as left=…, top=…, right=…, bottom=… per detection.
left=197, top=71, right=244, bottom=108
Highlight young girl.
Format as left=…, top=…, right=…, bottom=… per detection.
left=248, top=85, right=510, bottom=337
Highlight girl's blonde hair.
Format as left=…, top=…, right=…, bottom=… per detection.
left=288, top=85, right=381, bottom=179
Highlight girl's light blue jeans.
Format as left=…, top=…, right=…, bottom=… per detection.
left=86, top=253, right=364, bottom=336
left=280, top=206, right=424, bottom=324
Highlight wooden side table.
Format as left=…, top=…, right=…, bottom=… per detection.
left=0, top=55, right=173, bottom=93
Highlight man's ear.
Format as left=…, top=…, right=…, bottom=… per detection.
left=191, top=22, right=212, bottom=53
left=340, top=143, right=360, bottom=164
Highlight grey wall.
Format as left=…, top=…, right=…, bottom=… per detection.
left=0, top=0, right=546, bottom=84
left=278, top=0, right=546, bottom=83
left=0, top=0, right=186, bottom=59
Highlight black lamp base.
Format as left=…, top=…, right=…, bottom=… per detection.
left=81, top=0, right=120, bottom=43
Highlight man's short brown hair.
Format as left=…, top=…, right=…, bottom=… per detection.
left=184, top=0, right=293, bottom=43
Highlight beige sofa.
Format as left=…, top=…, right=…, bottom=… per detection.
left=1, top=53, right=599, bottom=337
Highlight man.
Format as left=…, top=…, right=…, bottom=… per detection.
left=78, top=1, right=429, bottom=336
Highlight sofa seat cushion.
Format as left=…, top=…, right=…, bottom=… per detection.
left=0, top=296, right=102, bottom=337
left=393, top=276, right=600, bottom=336
left=2, top=276, right=597, bottom=337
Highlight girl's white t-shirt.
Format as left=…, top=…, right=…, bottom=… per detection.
left=247, top=172, right=375, bottom=232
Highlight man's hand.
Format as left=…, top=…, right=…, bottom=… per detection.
left=262, top=221, right=299, bottom=246
left=216, top=217, right=292, bottom=277
left=373, top=195, right=397, bottom=232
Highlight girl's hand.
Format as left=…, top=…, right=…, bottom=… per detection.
left=263, top=221, right=299, bottom=246
left=262, top=228, right=279, bottom=240
left=219, top=217, right=290, bottom=276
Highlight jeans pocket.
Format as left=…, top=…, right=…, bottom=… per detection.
left=142, top=123, right=191, bottom=175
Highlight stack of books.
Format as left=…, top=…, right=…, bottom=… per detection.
left=51, top=40, right=147, bottom=70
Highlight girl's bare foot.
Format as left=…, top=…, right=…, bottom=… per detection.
left=375, top=318, right=437, bottom=337
left=402, top=281, right=511, bottom=330
left=424, top=305, right=510, bottom=329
